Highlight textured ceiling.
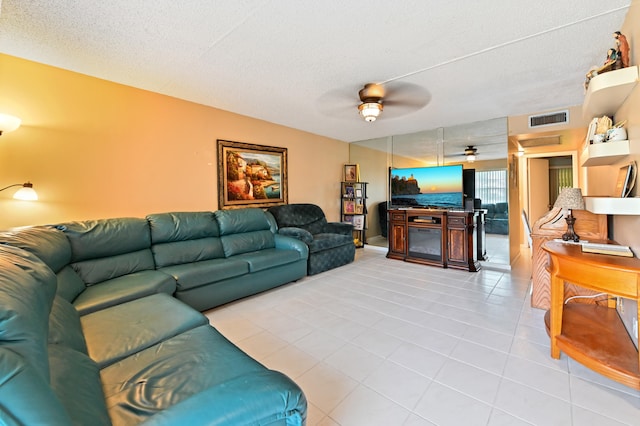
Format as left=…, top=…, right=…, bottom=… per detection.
left=0, top=1, right=631, bottom=145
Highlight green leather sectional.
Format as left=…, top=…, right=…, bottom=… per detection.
left=0, top=208, right=308, bottom=425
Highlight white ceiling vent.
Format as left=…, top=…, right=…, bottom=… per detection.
left=528, top=110, right=569, bottom=128
left=518, top=135, right=561, bottom=148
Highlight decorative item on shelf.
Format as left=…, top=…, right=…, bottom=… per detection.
left=343, top=164, right=360, bottom=182
left=606, top=120, right=627, bottom=142
left=0, top=182, right=38, bottom=201
left=584, top=31, right=630, bottom=90
left=0, top=113, right=21, bottom=136
left=343, top=199, right=355, bottom=213
left=344, top=185, right=355, bottom=198
left=591, top=115, right=613, bottom=144
left=615, top=161, right=637, bottom=198
left=553, top=187, right=585, bottom=242
left=614, top=31, right=630, bottom=68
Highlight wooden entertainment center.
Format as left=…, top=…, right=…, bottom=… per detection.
left=387, top=208, right=480, bottom=272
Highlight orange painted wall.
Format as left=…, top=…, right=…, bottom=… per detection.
left=0, top=54, right=349, bottom=228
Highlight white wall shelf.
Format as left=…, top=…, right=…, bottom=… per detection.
left=584, top=196, right=640, bottom=215
left=583, top=66, right=639, bottom=118
left=581, top=139, right=632, bottom=167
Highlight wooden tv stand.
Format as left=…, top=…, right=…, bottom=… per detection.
left=543, top=241, right=640, bottom=390
left=387, top=208, right=480, bottom=272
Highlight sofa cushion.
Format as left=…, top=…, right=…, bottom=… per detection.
left=159, top=257, right=249, bottom=291
left=0, top=225, right=71, bottom=273
left=152, top=238, right=225, bottom=268
left=72, top=270, right=176, bottom=315
left=219, top=229, right=275, bottom=257
left=308, top=233, right=354, bottom=253
left=0, top=347, right=73, bottom=426
left=141, top=370, right=306, bottom=426
left=215, top=208, right=272, bottom=235
left=57, top=218, right=152, bottom=262
left=0, top=245, right=56, bottom=383
left=81, top=294, right=209, bottom=368
left=148, top=212, right=225, bottom=268
left=215, top=209, right=277, bottom=257
left=100, top=325, right=269, bottom=425
left=48, top=345, right=111, bottom=426
left=147, top=211, right=219, bottom=243
left=56, top=265, right=87, bottom=303
left=236, top=248, right=302, bottom=272
left=268, top=204, right=328, bottom=235
left=48, top=295, right=87, bottom=353
left=72, top=248, right=156, bottom=286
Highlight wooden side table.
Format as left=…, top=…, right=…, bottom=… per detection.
left=542, top=241, right=640, bottom=390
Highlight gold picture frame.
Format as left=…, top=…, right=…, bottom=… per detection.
left=217, top=139, right=288, bottom=209
left=344, top=164, right=360, bottom=182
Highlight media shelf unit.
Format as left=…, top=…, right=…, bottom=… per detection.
left=340, top=181, right=368, bottom=248
left=387, top=208, right=480, bottom=272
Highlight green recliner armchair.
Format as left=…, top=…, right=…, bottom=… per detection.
left=267, top=203, right=355, bottom=275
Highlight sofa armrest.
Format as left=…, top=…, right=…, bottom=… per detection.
left=324, top=222, right=353, bottom=235
left=278, top=227, right=313, bottom=244
left=141, top=371, right=307, bottom=426
left=275, top=234, right=309, bottom=259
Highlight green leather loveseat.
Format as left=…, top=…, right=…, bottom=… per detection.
left=0, top=208, right=308, bottom=425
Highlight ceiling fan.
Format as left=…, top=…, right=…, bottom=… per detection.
left=357, top=82, right=432, bottom=122
left=464, top=146, right=478, bottom=162
left=317, top=82, right=430, bottom=121
left=445, top=145, right=479, bottom=162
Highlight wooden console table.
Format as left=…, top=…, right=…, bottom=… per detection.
left=387, top=208, right=480, bottom=272
left=543, top=241, right=640, bottom=390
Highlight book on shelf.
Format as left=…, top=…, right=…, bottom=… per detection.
left=581, top=242, right=634, bottom=257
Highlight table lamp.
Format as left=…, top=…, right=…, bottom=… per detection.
left=553, top=187, right=585, bottom=242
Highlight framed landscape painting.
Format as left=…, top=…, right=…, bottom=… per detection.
left=217, top=139, right=288, bottom=209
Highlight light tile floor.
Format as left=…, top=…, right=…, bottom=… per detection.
left=204, top=246, right=640, bottom=425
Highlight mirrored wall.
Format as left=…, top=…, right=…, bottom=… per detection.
left=349, top=117, right=511, bottom=267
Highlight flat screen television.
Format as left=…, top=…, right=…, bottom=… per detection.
left=390, top=164, right=464, bottom=209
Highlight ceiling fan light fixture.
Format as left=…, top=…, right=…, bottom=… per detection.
left=358, top=102, right=382, bottom=122
left=464, top=145, right=477, bottom=162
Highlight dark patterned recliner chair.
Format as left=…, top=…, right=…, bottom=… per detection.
left=267, top=204, right=355, bottom=275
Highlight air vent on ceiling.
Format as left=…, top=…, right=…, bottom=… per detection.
left=528, top=110, right=569, bottom=128
left=518, top=135, right=561, bottom=148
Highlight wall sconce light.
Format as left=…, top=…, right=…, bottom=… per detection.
left=358, top=102, right=383, bottom=122
left=0, top=113, right=22, bottom=136
left=0, top=182, right=38, bottom=201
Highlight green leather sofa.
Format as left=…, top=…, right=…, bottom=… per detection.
left=0, top=208, right=308, bottom=425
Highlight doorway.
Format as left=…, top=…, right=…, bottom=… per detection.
left=523, top=153, right=578, bottom=227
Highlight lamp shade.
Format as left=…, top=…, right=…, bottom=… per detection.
left=13, top=183, right=38, bottom=201
left=358, top=102, right=382, bottom=122
left=0, top=182, right=38, bottom=201
left=553, top=187, right=584, bottom=210
left=0, top=113, right=21, bottom=135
